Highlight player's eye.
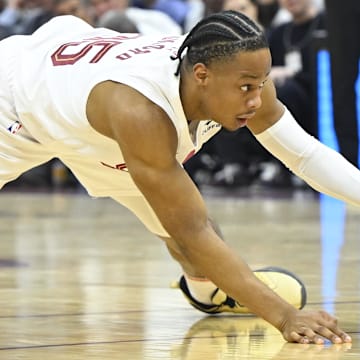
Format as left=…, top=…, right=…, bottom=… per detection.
left=240, top=85, right=251, bottom=92
left=241, top=80, right=267, bottom=92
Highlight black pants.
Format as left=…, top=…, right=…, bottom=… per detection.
left=325, top=0, right=360, bottom=167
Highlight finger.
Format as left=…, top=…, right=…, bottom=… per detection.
left=328, top=324, right=352, bottom=343
left=315, top=312, right=352, bottom=344
left=318, top=318, right=352, bottom=343
left=341, top=333, right=352, bottom=343
left=314, top=326, right=351, bottom=344
left=307, top=325, right=341, bottom=344
left=335, top=330, right=352, bottom=343
left=289, top=331, right=310, bottom=344
left=302, top=328, right=325, bottom=345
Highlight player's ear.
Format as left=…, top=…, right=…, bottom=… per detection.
left=193, top=63, right=209, bottom=85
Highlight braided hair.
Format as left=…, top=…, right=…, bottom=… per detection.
left=172, top=10, right=268, bottom=75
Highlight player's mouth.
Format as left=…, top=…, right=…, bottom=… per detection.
left=236, top=113, right=255, bottom=127
left=236, top=117, right=248, bottom=127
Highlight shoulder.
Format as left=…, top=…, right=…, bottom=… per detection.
left=87, top=80, right=177, bottom=145
left=86, top=81, right=180, bottom=173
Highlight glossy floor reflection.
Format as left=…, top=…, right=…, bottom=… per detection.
left=0, top=191, right=360, bottom=359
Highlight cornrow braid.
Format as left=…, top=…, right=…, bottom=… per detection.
left=171, top=10, right=268, bottom=76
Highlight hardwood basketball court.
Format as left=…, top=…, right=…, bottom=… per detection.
left=1, top=188, right=360, bottom=359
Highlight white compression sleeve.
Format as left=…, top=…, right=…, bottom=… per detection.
left=255, top=108, right=360, bottom=207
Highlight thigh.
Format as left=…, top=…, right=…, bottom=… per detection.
left=61, top=153, right=168, bottom=236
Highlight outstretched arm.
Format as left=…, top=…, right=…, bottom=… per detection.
left=87, top=80, right=351, bottom=344
left=248, top=79, right=360, bottom=207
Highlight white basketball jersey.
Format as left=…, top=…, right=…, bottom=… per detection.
left=6, top=15, right=222, bottom=171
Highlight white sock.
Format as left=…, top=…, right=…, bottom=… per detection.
left=184, top=274, right=218, bottom=305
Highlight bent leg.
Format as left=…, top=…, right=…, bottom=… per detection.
left=161, top=220, right=307, bottom=314
left=109, top=194, right=307, bottom=313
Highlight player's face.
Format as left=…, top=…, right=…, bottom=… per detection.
left=195, top=48, right=271, bottom=131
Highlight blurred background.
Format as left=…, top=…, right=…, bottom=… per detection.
left=1, top=0, right=359, bottom=195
